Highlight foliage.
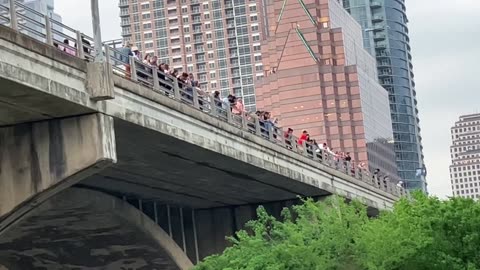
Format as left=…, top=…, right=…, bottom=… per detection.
left=195, top=193, right=480, bottom=270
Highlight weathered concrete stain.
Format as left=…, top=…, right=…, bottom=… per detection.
left=0, top=114, right=116, bottom=231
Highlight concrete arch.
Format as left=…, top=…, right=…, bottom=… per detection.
left=0, top=187, right=194, bottom=270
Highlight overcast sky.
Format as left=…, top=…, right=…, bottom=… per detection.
left=55, top=0, right=480, bottom=198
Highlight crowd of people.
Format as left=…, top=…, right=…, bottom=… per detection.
left=114, top=40, right=396, bottom=189
left=52, top=39, right=400, bottom=193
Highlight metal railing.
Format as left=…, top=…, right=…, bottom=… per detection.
left=0, top=0, right=407, bottom=198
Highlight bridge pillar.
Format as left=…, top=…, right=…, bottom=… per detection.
left=0, top=113, right=116, bottom=231
left=86, top=59, right=115, bottom=101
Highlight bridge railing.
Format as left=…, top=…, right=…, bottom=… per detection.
left=0, top=0, right=407, bottom=198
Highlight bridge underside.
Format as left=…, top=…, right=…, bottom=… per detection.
left=0, top=71, right=94, bottom=126
left=83, top=119, right=331, bottom=209
left=0, top=188, right=192, bottom=270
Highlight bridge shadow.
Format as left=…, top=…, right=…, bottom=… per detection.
left=0, top=188, right=193, bottom=270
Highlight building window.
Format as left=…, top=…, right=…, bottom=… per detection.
left=203, top=3, right=209, bottom=9
left=251, top=25, right=259, bottom=32
left=210, top=72, right=216, bottom=79
left=249, top=5, right=257, bottom=12
left=141, top=3, right=150, bottom=9
left=184, top=27, right=190, bottom=33
left=183, top=17, right=189, bottom=23
left=143, top=23, right=152, bottom=30
left=142, top=13, right=151, bottom=20
left=144, top=32, right=153, bottom=39
left=250, top=15, right=257, bottom=22
left=254, top=55, right=262, bottom=62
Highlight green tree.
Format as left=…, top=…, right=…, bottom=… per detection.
left=195, top=193, right=480, bottom=270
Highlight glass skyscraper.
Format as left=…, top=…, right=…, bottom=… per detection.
left=341, top=0, right=426, bottom=191
left=256, top=0, right=399, bottom=181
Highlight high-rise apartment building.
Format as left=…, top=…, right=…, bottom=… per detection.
left=450, top=114, right=480, bottom=199
left=256, top=0, right=398, bottom=180
left=341, top=0, right=426, bottom=191
left=119, top=0, right=265, bottom=111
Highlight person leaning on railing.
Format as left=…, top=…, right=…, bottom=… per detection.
left=284, top=128, right=294, bottom=149
left=119, top=41, right=133, bottom=79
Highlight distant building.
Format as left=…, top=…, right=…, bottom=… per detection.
left=118, top=0, right=266, bottom=111
left=0, top=0, right=62, bottom=42
left=255, top=0, right=399, bottom=181
left=341, top=0, right=426, bottom=191
left=450, top=113, right=480, bottom=199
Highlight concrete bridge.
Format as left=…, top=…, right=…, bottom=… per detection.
left=0, top=23, right=403, bottom=269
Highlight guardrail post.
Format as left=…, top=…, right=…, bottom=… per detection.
left=313, top=147, right=320, bottom=161
left=331, top=155, right=337, bottom=168
left=374, top=175, right=380, bottom=189
left=9, top=0, right=17, bottom=30
left=192, top=88, right=200, bottom=109
left=103, top=44, right=111, bottom=64
left=254, top=117, right=261, bottom=136
left=278, top=128, right=286, bottom=147
left=226, top=105, right=233, bottom=123
left=268, top=125, right=274, bottom=142
left=152, top=67, right=160, bottom=91
left=241, top=113, right=248, bottom=130
left=291, top=137, right=297, bottom=152
left=44, top=15, right=53, bottom=45
left=346, top=162, right=351, bottom=176
left=129, top=56, right=137, bottom=81
left=209, top=96, right=217, bottom=117
left=76, top=31, right=84, bottom=59
left=302, top=141, right=309, bottom=156
left=173, top=78, right=181, bottom=100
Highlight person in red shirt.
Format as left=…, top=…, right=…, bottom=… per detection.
left=297, top=130, right=309, bottom=147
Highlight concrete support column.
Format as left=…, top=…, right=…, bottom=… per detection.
left=0, top=113, right=116, bottom=231
left=86, top=61, right=115, bottom=101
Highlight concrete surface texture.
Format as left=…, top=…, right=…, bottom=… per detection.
left=0, top=187, right=193, bottom=270
left=0, top=114, right=116, bottom=232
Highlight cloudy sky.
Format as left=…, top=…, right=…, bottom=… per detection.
left=55, top=0, right=480, bottom=198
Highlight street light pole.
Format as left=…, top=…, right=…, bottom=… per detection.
left=91, top=0, right=104, bottom=62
